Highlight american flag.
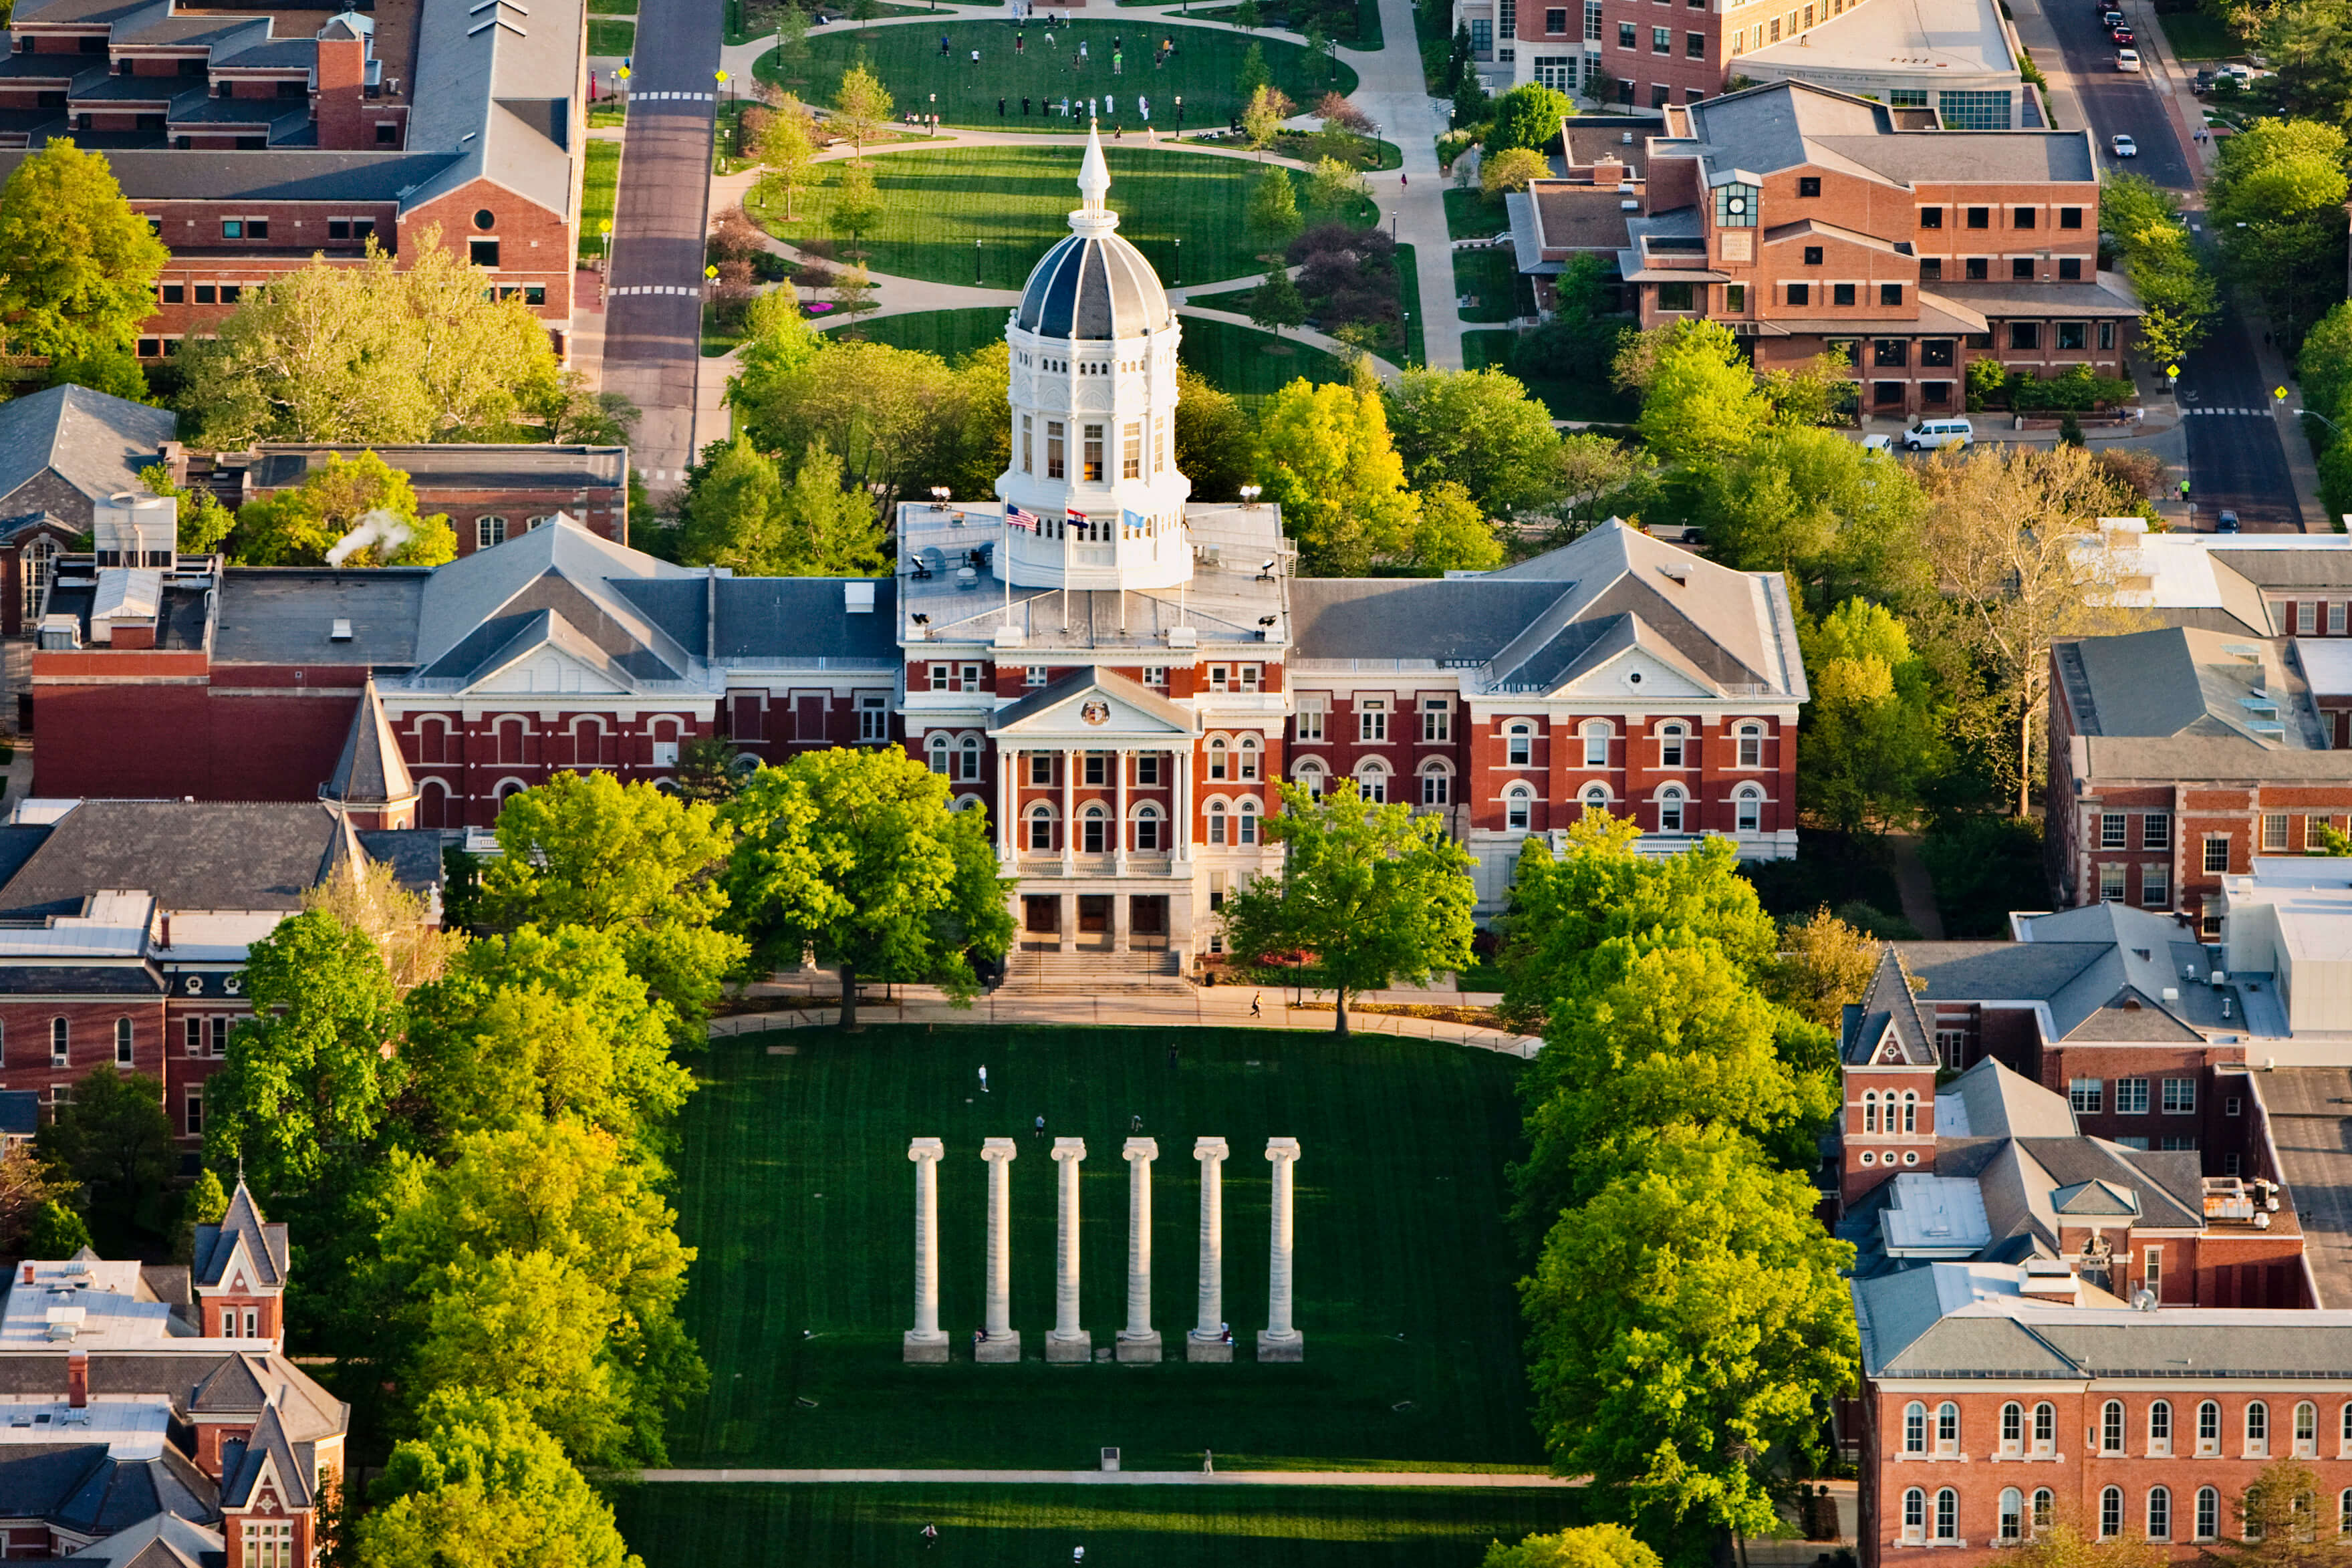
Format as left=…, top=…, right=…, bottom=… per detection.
left=1005, top=503, right=1041, bottom=531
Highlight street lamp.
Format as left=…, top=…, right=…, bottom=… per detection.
left=1239, top=484, right=1262, bottom=507
left=1174, top=94, right=1183, bottom=133
left=1172, top=235, right=1180, bottom=285
left=975, top=238, right=984, bottom=285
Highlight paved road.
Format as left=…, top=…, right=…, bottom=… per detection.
left=2030, top=0, right=2303, bottom=529
left=640, top=1467, right=1579, bottom=1486
left=600, top=0, right=724, bottom=494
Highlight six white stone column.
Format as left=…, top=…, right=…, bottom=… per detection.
left=977, top=1137, right=1021, bottom=1362
left=1188, top=1136, right=1232, bottom=1362
left=1047, top=1137, right=1093, bottom=1362
left=1257, top=1137, right=1305, bottom=1361
left=1118, top=1138, right=1161, bottom=1361
left=903, top=1137, right=949, bottom=1363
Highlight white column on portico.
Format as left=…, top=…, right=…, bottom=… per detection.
left=1117, top=1137, right=1161, bottom=1360
left=977, top=1138, right=1020, bottom=1361
left=1115, top=746, right=1130, bottom=876
left=1172, top=748, right=1193, bottom=868
left=1257, top=1137, right=1304, bottom=1361
left=1061, top=747, right=1077, bottom=872
left=1047, top=1136, right=1092, bottom=1361
left=1186, top=1136, right=1230, bottom=1361
left=903, top=1137, right=949, bottom=1361
left=999, top=747, right=1018, bottom=864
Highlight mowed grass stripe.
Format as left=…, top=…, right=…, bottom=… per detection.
left=666, top=1026, right=1541, bottom=1471
left=615, top=1482, right=1593, bottom=1567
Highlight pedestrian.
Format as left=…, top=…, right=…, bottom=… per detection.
left=972, top=1327, right=983, bottom=1353
left=1114, top=48, right=1123, bottom=74
left=1024, top=96, right=1033, bottom=115
left=1017, top=29, right=1025, bottom=51
left=1220, top=1323, right=1232, bottom=1344
left=971, top=47, right=982, bottom=65
left=979, top=1063, right=989, bottom=1093
left=1073, top=1549, right=1087, bottom=1565
left=1114, top=33, right=1122, bottom=51
left=1000, top=96, right=1007, bottom=116
left=1168, top=1041, right=1180, bottom=1069
left=1089, top=95, right=1099, bottom=118
left=1140, top=94, right=1150, bottom=119
left=1061, top=95, right=1071, bottom=116
left=1250, top=992, right=1262, bottom=1018
left=1203, top=1449, right=1215, bottom=1474
left=923, top=1524, right=940, bottom=1549
left=1401, top=170, right=1408, bottom=187
left=1079, top=38, right=1088, bottom=63
left=941, top=31, right=951, bottom=54
left=1035, top=1113, right=1047, bottom=1139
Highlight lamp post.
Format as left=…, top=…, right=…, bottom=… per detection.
left=1239, top=484, right=1262, bottom=507
left=1172, top=235, right=1180, bottom=286
left=975, top=238, right=984, bottom=285
left=1174, top=94, right=1182, bottom=134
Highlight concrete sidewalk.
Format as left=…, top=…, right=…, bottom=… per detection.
left=638, top=1466, right=1575, bottom=1486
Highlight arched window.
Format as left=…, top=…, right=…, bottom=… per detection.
left=2103, top=1400, right=2126, bottom=1454
left=2033, top=1490, right=2055, bottom=1537
left=960, top=735, right=983, bottom=781
left=1237, top=737, right=1260, bottom=781
left=1658, top=723, right=1687, bottom=768
left=1356, top=761, right=1388, bottom=805
left=1208, top=737, right=1230, bottom=781
left=1658, top=785, right=1687, bottom=833
left=2149, top=1487, right=2172, bottom=1542
left=1999, top=1488, right=2024, bottom=1542
left=1902, top=1090, right=1918, bottom=1134
left=1294, top=759, right=1327, bottom=799
left=1903, top=1402, right=1927, bottom=1454
left=494, top=777, right=529, bottom=805
left=496, top=716, right=527, bottom=765
left=2100, top=1486, right=2123, bottom=1539
left=2197, top=1488, right=2221, bottom=1541
left=2198, top=1400, right=2221, bottom=1455
left=2341, top=1402, right=2352, bottom=1455
left=1936, top=1402, right=1960, bottom=1456
left=574, top=716, right=614, bottom=767
left=1081, top=803, right=1108, bottom=855
left=477, top=515, right=508, bottom=549
left=1419, top=760, right=1452, bottom=807
left=1026, top=803, right=1055, bottom=853
left=2339, top=1490, right=2352, bottom=1537
left=1238, top=799, right=1260, bottom=845
left=2151, top=1400, right=2173, bottom=1455
left=2250, top=1401, right=2271, bottom=1456
left=1581, top=784, right=1610, bottom=815
left=2000, top=1402, right=2023, bottom=1456
left=1581, top=721, right=1611, bottom=767
left=419, top=778, right=452, bottom=830
left=1507, top=723, right=1534, bottom=767
left=418, top=715, right=450, bottom=765
left=1863, top=1091, right=1879, bottom=1134
left=1208, top=800, right=1228, bottom=845
left=49, top=1017, right=66, bottom=1066
left=21, top=535, right=55, bottom=622
left=1505, top=784, right=1534, bottom=832
left=1901, top=1490, right=1926, bottom=1545
left=2297, top=1402, right=2319, bottom=1457
left=1936, top=1489, right=1958, bottom=1542
left=1735, top=783, right=1764, bottom=833
left=2034, top=1402, right=2056, bottom=1456
left=927, top=735, right=952, bottom=775
left=114, top=1017, right=132, bottom=1066
left=1736, top=723, right=1764, bottom=767
left=1134, top=803, right=1163, bottom=853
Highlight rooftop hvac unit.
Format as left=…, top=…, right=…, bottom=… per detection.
left=1621, top=199, right=1640, bottom=211
left=1621, top=130, right=1633, bottom=144
left=330, top=618, right=353, bottom=641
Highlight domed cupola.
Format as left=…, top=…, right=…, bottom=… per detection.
left=997, top=122, right=1192, bottom=594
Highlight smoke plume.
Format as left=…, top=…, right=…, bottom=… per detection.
left=325, top=509, right=415, bottom=567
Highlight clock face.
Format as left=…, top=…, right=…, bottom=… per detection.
left=1728, top=195, right=1747, bottom=215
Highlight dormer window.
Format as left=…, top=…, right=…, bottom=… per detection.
left=1714, top=180, right=1758, bottom=229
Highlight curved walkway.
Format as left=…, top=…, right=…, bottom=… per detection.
left=638, top=1466, right=1575, bottom=1486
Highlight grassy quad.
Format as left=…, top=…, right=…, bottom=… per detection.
left=662, top=1025, right=1542, bottom=1473
left=757, top=20, right=1354, bottom=132
left=615, top=1483, right=1591, bottom=1567
left=750, top=145, right=1372, bottom=290
left=824, top=307, right=1353, bottom=400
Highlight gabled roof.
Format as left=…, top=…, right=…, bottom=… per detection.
left=1842, top=945, right=1937, bottom=1067
left=188, top=1353, right=271, bottom=1414
left=1938, top=1057, right=2077, bottom=1139
left=0, top=385, right=177, bottom=511
left=987, top=668, right=1198, bottom=739
left=320, top=676, right=416, bottom=810
left=0, top=802, right=355, bottom=919
left=55, top=1442, right=219, bottom=1537
left=407, top=515, right=700, bottom=682
left=219, top=1404, right=309, bottom=1513
left=191, top=1181, right=286, bottom=1292
left=63, top=1511, right=225, bottom=1567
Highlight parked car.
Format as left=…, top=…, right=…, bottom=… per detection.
left=2101, top=9, right=2123, bottom=24
left=1902, top=418, right=1975, bottom=452
left=2117, top=48, right=2142, bottom=70
left=2111, top=25, right=2135, bottom=43
left=2216, top=509, right=2242, bottom=533
left=1861, top=433, right=1896, bottom=453
left=2111, top=133, right=2139, bottom=157
left=2193, top=66, right=2217, bottom=93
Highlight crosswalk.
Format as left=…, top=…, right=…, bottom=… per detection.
left=610, top=283, right=703, bottom=296
left=2184, top=406, right=2274, bottom=416
left=632, top=89, right=716, bottom=100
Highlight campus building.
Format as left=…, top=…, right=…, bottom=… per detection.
left=25, top=131, right=1811, bottom=972
left=0, top=1182, right=345, bottom=1563
left=1504, top=84, right=2138, bottom=418
left=0, top=0, right=585, bottom=359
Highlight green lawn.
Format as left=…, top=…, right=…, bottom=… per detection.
left=1463, top=330, right=1633, bottom=422
left=1395, top=241, right=1424, bottom=368
left=1444, top=186, right=1507, bottom=242
left=825, top=305, right=1013, bottom=358
left=757, top=21, right=1353, bottom=132
left=750, top=146, right=1367, bottom=291
left=2158, top=9, right=2238, bottom=58
left=588, top=0, right=638, bottom=14
left=1178, top=314, right=1351, bottom=396
left=615, top=1484, right=1589, bottom=1568
left=579, top=140, right=621, bottom=263
left=664, top=1026, right=1540, bottom=1472
left=589, top=15, right=635, bottom=54
left=1453, top=247, right=1522, bottom=323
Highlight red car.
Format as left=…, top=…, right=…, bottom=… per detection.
left=2111, top=23, right=2135, bottom=41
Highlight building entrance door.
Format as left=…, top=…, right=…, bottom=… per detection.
left=1022, top=894, right=1060, bottom=950
left=1128, top=895, right=1168, bottom=950
left=1076, top=894, right=1113, bottom=949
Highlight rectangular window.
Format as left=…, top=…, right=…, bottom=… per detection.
left=930, top=662, right=951, bottom=692
left=194, top=283, right=218, bottom=304
left=1880, top=282, right=1904, bottom=307
left=1136, top=754, right=1161, bottom=785
left=160, top=282, right=184, bottom=304
left=1021, top=414, right=1033, bottom=474
left=1296, top=704, right=1324, bottom=742
left=2013, top=207, right=2037, bottom=231
left=858, top=694, right=888, bottom=742
left=1082, top=424, right=1104, bottom=483
left=1921, top=257, right=1943, bottom=281
left=1725, top=283, right=1746, bottom=311
left=1475, top=17, right=1495, bottom=49
left=1966, top=207, right=1990, bottom=229
left=2010, top=258, right=2035, bottom=282
left=185, top=1018, right=203, bottom=1057
left=2117, top=1077, right=2149, bottom=1114
left=1920, top=206, right=1944, bottom=229
left=2059, top=321, right=2088, bottom=351
left=2299, top=601, right=2319, bottom=634
left=1684, top=29, right=1703, bottom=53
left=2070, top=1077, right=2102, bottom=1115
left=1586, top=0, right=1603, bottom=37
left=1787, top=282, right=1810, bottom=306
left=469, top=237, right=499, bottom=269
left=1798, top=176, right=1821, bottom=198
left=1652, top=24, right=1670, bottom=50
left=1422, top=700, right=1450, bottom=743
left=1085, top=753, right=1107, bottom=786
left=1027, top=665, right=1047, bottom=688
left=186, top=1089, right=203, bottom=1138
left=1144, top=667, right=1168, bottom=688
left=1047, top=420, right=1066, bottom=480
left=2205, top=837, right=2230, bottom=874
left=2162, top=1077, right=2196, bottom=1114
left=2143, top=811, right=2170, bottom=850
left=2100, top=862, right=2125, bottom=902
left=1546, top=5, right=1566, bottom=28
left=2142, top=863, right=2168, bottom=906
left=2009, top=321, right=2041, bottom=350
left=1618, top=21, right=1636, bottom=46
left=1359, top=702, right=1388, bottom=743
left=2099, top=319, right=2115, bottom=350
left=1658, top=281, right=1694, bottom=311
left=1803, top=245, right=1824, bottom=266
left=2060, top=207, right=2083, bottom=229
left=1154, top=413, right=1168, bottom=474
left=1122, top=422, right=1142, bottom=480
left=2334, top=602, right=2348, bottom=634
left=2264, top=812, right=2291, bottom=852
left=1964, top=257, right=1989, bottom=281
left=1833, top=283, right=1856, bottom=307
left=2101, top=813, right=2127, bottom=849
left=1030, top=753, right=1054, bottom=785
left=1873, top=338, right=1908, bottom=367
left=2059, top=257, right=2083, bottom=281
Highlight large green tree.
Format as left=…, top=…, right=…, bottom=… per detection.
left=1521, top=1128, right=1858, bottom=1542
left=1254, top=373, right=1421, bottom=575
left=1174, top=365, right=1255, bottom=501
left=1696, top=426, right=1930, bottom=617
left=358, top=1390, right=642, bottom=1568
left=1483, top=82, right=1574, bottom=154
left=1486, top=1524, right=1665, bottom=1568
left=1621, top=319, right=1775, bottom=469
left=720, top=747, right=1013, bottom=1028
left=224, top=450, right=459, bottom=567
left=35, top=1068, right=175, bottom=1253
left=1384, top=366, right=1565, bottom=518
left=482, top=770, right=745, bottom=1032
left=1796, top=597, right=1946, bottom=834
left=731, top=336, right=994, bottom=517
left=2208, top=119, right=2351, bottom=352
left=0, top=139, right=170, bottom=360
left=1218, top=779, right=1477, bottom=1035
left=679, top=433, right=886, bottom=577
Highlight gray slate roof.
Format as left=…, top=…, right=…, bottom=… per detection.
left=0, top=801, right=352, bottom=917
left=1841, top=944, right=1937, bottom=1067
left=212, top=569, right=426, bottom=668
left=401, top=0, right=580, bottom=215
left=191, top=1182, right=287, bottom=1291
left=0, top=385, right=176, bottom=511
left=1671, top=79, right=2097, bottom=188
left=319, top=678, right=415, bottom=808
left=62, top=1511, right=224, bottom=1567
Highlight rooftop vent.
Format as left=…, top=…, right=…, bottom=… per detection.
left=1621, top=199, right=1640, bottom=211
left=843, top=581, right=876, bottom=614
left=1621, top=130, right=1634, bottom=144
left=329, top=618, right=353, bottom=641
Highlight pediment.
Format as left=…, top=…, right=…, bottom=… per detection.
left=471, top=641, right=632, bottom=696
left=989, top=673, right=1196, bottom=740
left=1547, top=641, right=1717, bottom=700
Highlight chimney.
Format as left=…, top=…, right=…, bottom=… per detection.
left=67, top=1350, right=88, bottom=1408
left=158, top=912, right=171, bottom=950
left=19, top=1262, right=31, bottom=1285
left=313, top=32, right=368, bottom=148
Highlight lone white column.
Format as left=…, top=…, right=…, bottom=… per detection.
left=1047, top=1137, right=1092, bottom=1362
left=1187, top=1136, right=1231, bottom=1362
left=978, top=1138, right=1021, bottom=1363
left=903, top=1138, right=949, bottom=1363
left=1258, top=1137, right=1304, bottom=1361
left=1118, top=1138, right=1161, bottom=1361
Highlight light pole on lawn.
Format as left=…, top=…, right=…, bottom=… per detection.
left=976, top=238, right=984, bottom=285
left=1172, top=235, right=1180, bottom=287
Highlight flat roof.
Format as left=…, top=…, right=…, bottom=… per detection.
left=1740, top=0, right=2016, bottom=77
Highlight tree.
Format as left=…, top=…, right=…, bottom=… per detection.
left=178, top=230, right=561, bottom=447
left=831, top=259, right=878, bottom=317
left=675, top=736, right=746, bottom=805
left=1480, top=145, right=1549, bottom=196
left=1549, top=432, right=1640, bottom=535
left=1254, top=374, right=1421, bottom=575
left=686, top=432, right=884, bottom=576
left=0, top=1145, right=72, bottom=1257
left=546, top=372, right=641, bottom=447
left=204, top=910, right=406, bottom=1200
left=755, top=94, right=819, bottom=222
left=1307, top=155, right=1363, bottom=212
left=225, top=450, right=458, bottom=567
left=1236, top=40, right=1271, bottom=101
left=175, top=1166, right=228, bottom=1265
left=1483, top=83, right=1573, bottom=155
left=827, top=162, right=884, bottom=255
left=1248, top=266, right=1307, bottom=334
left=1757, top=350, right=1859, bottom=428
left=1759, top=907, right=1882, bottom=1031
left=1513, top=254, right=1627, bottom=392
left=1241, top=84, right=1293, bottom=156
left=2206, top=1462, right=2352, bottom=1568
left=1315, top=90, right=1373, bottom=138
left=1384, top=366, right=1564, bottom=518
left=679, top=433, right=787, bottom=573
left=304, top=855, right=463, bottom=995
left=729, top=287, right=823, bottom=424
left=27, top=1199, right=91, bottom=1257
left=138, top=463, right=237, bottom=557
left=1625, top=319, right=1774, bottom=468
left=1521, top=1127, right=1857, bottom=1540
left=1233, top=0, right=1263, bottom=29
left=1485, top=1525, right=1665, bottom=1568
left=1797, top=597, right=1944, bottom=833
left=718, top=749, right=1015, bottom=1029
left=1695, top=427, right=1928, bottom=617
left=1247, top=166, right=1303, bottom=257
left=358, top=1390, right=642, bottom=1568
left=1996, top=1511, right=2166, bottom=1568
left=1218, top=780, right=1477, bottom=1035
left=37, top=1069, right=178, bottom=1251
left=47, top=347, right=153, bottom=404
left=832, top=63, right=892, bottom=154
left=2208, top=120, right=2350, bottom=351
left=412, top=1250, right=629, bottom=1464
left=733, top=336, right=976, bottom=517
left=1173, top=365, right=1255, bottom=500
left=775, top=0, right=811, bottom=61
left=0, top=139, right=170, bottom=360
left=481, top=770, right=745, bottom=1031
left=1403, top=478, right=1504, bottom=573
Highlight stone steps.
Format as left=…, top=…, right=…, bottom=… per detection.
left=997, top=948, right=1190, bottom=995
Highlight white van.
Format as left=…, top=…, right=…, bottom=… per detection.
left=1902, top=417, right=1975, bottom=451
left=2116, top=47, right=2142, bottom=70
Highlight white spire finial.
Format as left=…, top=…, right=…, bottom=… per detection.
left=1077, top=117, right=1111, bottom=215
